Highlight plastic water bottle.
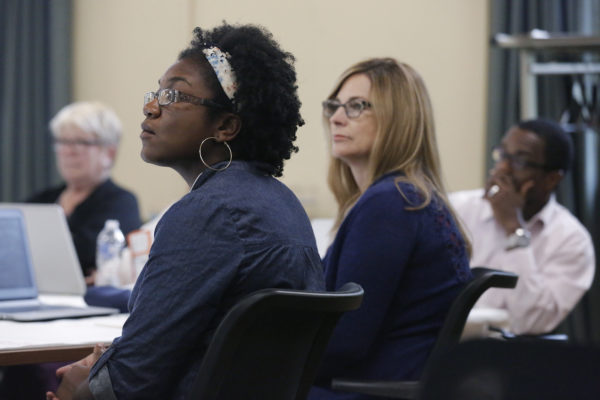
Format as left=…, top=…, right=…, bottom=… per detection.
left=96, top=219, right=125, bottom=286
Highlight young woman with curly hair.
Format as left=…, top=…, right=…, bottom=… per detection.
left=46, top=23, right=324, bottom=400
left=309, top=58, right=472, bottom=400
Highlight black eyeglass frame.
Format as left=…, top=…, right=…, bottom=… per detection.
left=144, top=88, right=228, bottom=110
left=491, top=146, right=551, bottom=171
left=322, top=98, right=372, bottom=119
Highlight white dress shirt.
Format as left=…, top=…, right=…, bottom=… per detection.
left=450, top=189, right=595, bottom=334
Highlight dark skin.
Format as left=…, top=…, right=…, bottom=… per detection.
left=46, top=57, right=241, bottom=400
left=140, top=57, right=241, bottom=186
left=46, top=344, right=105, bottom=400
left=484, top=127, right=563, bottom=235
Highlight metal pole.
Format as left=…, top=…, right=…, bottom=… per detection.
left=519, top=49, right=538, bottom=119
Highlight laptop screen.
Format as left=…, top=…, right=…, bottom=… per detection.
left=0, top=209, right=38, bottom=300
left=0, top=203, right=87, bottom=295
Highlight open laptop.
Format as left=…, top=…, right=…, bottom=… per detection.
left=0, top=208, right=119, bottom=322
left=0, top=203, right=86, bottom=295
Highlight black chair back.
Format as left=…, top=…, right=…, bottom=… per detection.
left=188, top=282, right=364, bottom=400
left=331, top=267, right=518, bottom=399
left=423, top=267, right=518, bottom=375
left=420, top=338, right=600, bottom=400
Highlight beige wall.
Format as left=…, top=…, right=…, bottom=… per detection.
left=73, top=0, right=489, bottom=221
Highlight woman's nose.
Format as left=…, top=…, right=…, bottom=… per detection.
left=143, top=98, right=161, bottom=118
left=330, top=105, right=347, bottom=125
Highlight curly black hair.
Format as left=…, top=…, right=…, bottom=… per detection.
left=178, top=23, right=303, bottom=177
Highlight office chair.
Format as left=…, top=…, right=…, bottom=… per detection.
left=187, top=282, right=364, bottom=400
left=331, top=267, right=518, bottom=399
left=419, top=338, right=600, bottom=400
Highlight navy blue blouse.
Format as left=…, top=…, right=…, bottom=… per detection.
left=310, top=173, right=471, bottom=400
left=89, top=161, right=325, bottom=399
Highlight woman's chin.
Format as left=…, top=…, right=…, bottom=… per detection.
left=140, top=149, right=171, bottom=168
left=140, top=149, right=158, bottom=165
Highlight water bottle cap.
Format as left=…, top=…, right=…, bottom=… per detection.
left=104, top=219, right=120, bottom=229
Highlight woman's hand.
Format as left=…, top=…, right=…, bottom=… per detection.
left=84, top=270, right=97, bottom=286
left=46, top=343, right=107, bottom=400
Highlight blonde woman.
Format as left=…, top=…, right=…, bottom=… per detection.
left=310, top=58, right=471, bottom=399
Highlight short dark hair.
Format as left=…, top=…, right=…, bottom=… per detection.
left=178, top=23, right=303, bottom=177
left=517, top=118, right=573, bottom=172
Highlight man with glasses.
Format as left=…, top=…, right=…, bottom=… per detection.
left=450, top=118, right=594, bottom=335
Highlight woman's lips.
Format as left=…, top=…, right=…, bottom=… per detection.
left=140, top=130, right=154, bottom=139
left=140, top=123, right=155, bottom=139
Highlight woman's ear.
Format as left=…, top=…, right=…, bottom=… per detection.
left=215, top=114, right=241, bottom=142
left=102, top=146, right=117, bottom=169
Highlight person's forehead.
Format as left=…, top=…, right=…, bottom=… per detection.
left=501, top=127, right=545, bottom=157
left=336, top=73, right=371, bottom=101
left=159, top=58, right=207, bottom=91
left=56, top=124, right=96, bottom=139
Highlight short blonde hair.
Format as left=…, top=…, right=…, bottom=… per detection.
left=50, top=101, right=122, bottom=146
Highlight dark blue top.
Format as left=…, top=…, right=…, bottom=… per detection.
left=88, top=161, right=325, bottom=399
left=27, top=179, right=141, bottom=275
left=310, top=173, right=471, bottom=400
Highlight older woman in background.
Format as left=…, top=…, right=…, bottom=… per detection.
left=28, top=101, right=141, bottom=279
left=1, top=103, right=141, bottom=400
left=310, top=58, right=472, bottom=399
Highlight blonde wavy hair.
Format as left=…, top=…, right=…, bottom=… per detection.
left=325, top=58, right=471, bottom=254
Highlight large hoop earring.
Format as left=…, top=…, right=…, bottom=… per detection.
left=199, top=137, right=232, bottom=172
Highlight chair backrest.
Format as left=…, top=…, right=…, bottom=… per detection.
left=419, top=338, right=600, bottom=400
left=423, top=267, right=518, bottom=377
left=188, top=282, right=364, bottom=400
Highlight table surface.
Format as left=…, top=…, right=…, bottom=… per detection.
left=0, top=295, right=127, bottom=366
left=0, top=298, right=506, bottom=366
left=0, top=344, right=98, bottom=366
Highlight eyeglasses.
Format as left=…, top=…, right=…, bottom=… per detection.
left=144, top=88, right=226, bottom=109
left=322, top=98, right=372, bottom=119
left=491, top=147, right=548, bottom=170
left=53, top=138, right=103, bottom=151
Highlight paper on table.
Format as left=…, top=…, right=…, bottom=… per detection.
left=38, top=294, right=88, bottom=306
left=0, top=314, right=128, bottom=350
left=462, top=308, right=510, bottom=340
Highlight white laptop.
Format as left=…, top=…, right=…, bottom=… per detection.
left=0, top=208, right=119, bottom=322
left=0, top=203, right=86, bottom=295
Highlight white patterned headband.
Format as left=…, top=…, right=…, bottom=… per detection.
left=202, top=46, right=238, bottom=103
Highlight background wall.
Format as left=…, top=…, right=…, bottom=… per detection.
left=73, top=0, right=489, bottom=221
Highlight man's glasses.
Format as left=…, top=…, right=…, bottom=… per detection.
left=53, top=138, right=103, bottom=151
left=491, top=147, right=548, bottom=170
left=144, top=88, right=226, bottom=109
left=322, top=98, right=372, bottom=119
